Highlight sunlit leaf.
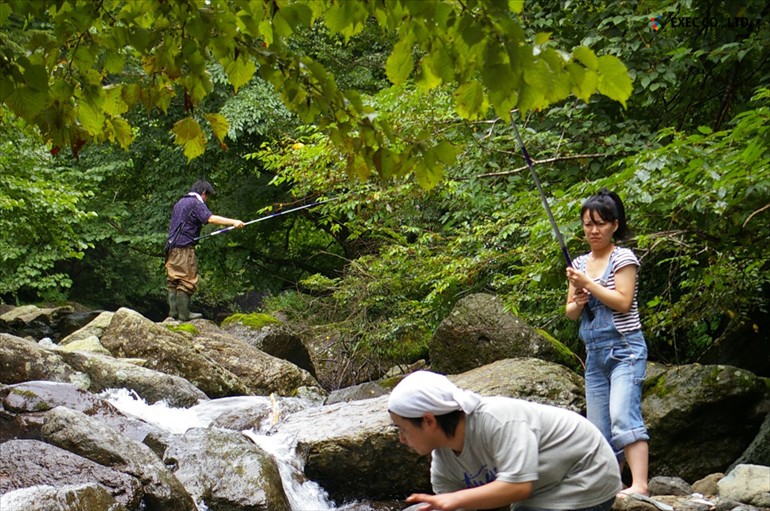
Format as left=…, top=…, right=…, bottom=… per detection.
left=596, top=55, right=633, bottom=107
left=386, top=38, right=415, bottom=85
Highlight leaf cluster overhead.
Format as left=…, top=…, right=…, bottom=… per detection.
left=0, top=0, right=630, bottom=185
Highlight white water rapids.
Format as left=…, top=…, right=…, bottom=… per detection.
left=102, top=389, right=396, bottom=511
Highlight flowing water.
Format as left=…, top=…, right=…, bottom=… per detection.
left=102, top=389, right=401, bottom=511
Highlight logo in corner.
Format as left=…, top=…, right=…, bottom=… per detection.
left=649, top=15, right=662, bottom=31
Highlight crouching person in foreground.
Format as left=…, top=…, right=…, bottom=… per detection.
left=388, top=371, right=621, bottom=511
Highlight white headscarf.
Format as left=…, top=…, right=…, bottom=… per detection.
left=388, top=370, right=481, bottom=418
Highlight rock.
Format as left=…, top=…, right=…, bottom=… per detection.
left=0, top=440, right=143, bottom=508
left=56, top=350, right=208, bottom=407
left=649, top=475, right=692, bottom=496
left=1, top=380, right=168, bottom=444
left=0, top=304, right=75, bottom=341
left=58, top=310, right=108, bottom=339
left=717, top=464, right=770, bottom=507
left=208, top=396, right=313, bottom=432
left=190, top=320, right=323, bottom=397
left=450, top=358, right=586, bottom=413
left=325, top=381, right=390, bottom=405
left=41, top=406, right=197, bottom=511
left=728, top=409, right=770, bottom=471
left=270, top=395, right=424, bottom=502
left=59, top=310, right=114, bottom=345
left=0, top=333, right=86, bottom=387
left=429, top=293, right=577, bottom=374
left=691, top=472, right=724, bottom=496
left=164, top=427, right=291, bottom=510
left=221, top=316, right=317, bottom=377
left=57, top=334, right=112, bottom=355
left=643, top=364, right=766, bottom=481
left=0, top=483, right=130, bottom=511
left=99, top=308, right=251, bottom=398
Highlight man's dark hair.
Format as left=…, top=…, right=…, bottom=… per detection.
left=190, top=180, right=215, bottom=196
left=406, top=410, right=464, bottom=438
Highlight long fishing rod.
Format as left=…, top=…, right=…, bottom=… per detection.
left=510, top=116, right=594, bottom=321
left=194, top=197, right=338, bottom=241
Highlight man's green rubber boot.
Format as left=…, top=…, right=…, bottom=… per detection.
left=177, top=291, right=203, bottom=321
left=167, top=289, right=179, bottom=320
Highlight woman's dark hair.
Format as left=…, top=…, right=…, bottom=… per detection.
left=190, top=180, right=215, bottom=196
left=580, top=187, right=629, bottom=241
left=406, top=410, right=464, bottom=438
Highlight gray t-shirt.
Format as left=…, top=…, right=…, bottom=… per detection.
left=431, top=397, right=621, bottom=510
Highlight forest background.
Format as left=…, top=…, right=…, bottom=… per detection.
left=1, top=0, right=769, bottom=389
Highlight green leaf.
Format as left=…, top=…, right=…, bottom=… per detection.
left=6, top=87, right=48, bottom=118
left=596, top=55, right=632, bottom=107
left=224, top=54, right=257, bottom=92
left=566, top=63, right=597, bottom=103
left=79, top=100, right=106, bottom=135
left=454, top=80, right=487, bottom=120
left=107, top=117, right=135, bottom=149
left=172, top=117, right=206, bottom=160
left=103, top=86, right=128, bottom=116
left=414, top=155, right=443, bottom=190
left=324, top=1, right=368, bottom=40
left=572, top=46, right=598, bottom=70
left=534, top=32, right=552, bottom=46
left=204, top=113, right=229, bottom=146
left=386, top=38, right=415, bottom=85
left=24, top=64, right=49, bottom=92
left=508, top=0, right=524, bottom=13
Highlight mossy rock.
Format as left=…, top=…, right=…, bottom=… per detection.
left=165, top=323, right=199, bottom=335
left=221, top=313, right=281, bottom=330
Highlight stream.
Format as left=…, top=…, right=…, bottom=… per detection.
left=103, top=389, right=403, bottom=511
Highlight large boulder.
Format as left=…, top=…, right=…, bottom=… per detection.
left=41, top=406, right=197, bottom=511
left=0, top=333, right=88, bottom=387
left=728, top=405, right=770, bottom=470
left=449, top=357, right=586, bottom=413
left=717, top=464, right=770, bottom=507
left=221, top=314, right=317, bottom=377
left=1, top=381, right=167, bottom=444
left=191, top=320, right=322, bottom=397
left=0, top=304, right=75, bottom=341
left=271, top=395, right=420, bottom=502
left=643, top=364, right=767, bottom=481
left=429, top=293, right=576, bottom=374
left=164, top=427, right=291, bottom=510
left=99, top=308, right=250, bottom=398
left=0, top=439, right=143, bottom=508
left=55, top=350, right=207, bottom=407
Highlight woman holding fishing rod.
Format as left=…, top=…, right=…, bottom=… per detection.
left=565, top=188, right=649, bottom=499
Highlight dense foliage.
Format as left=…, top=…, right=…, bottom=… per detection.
left=1, top=0, right=769, bottom=387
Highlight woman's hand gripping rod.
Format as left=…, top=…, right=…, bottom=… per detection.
left=510, top=118, right=594, bottom=321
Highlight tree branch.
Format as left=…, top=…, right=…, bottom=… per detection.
left=475, top=152, right=622, bottom=179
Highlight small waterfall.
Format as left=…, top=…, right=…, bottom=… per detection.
left=102, top=389, right=386, bottom=511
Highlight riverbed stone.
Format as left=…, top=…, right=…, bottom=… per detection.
left=41, top=406, right=197, bottom=511
left=0, top=439, right=142, bottom=508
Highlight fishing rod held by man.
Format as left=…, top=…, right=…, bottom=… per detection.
left=194, top=197, right=338, bottom=241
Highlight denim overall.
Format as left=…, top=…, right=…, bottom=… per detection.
left=579, top=249, right=649, bottom=458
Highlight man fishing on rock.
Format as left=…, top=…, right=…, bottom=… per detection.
left=164, top=180, right=244, bottom=321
